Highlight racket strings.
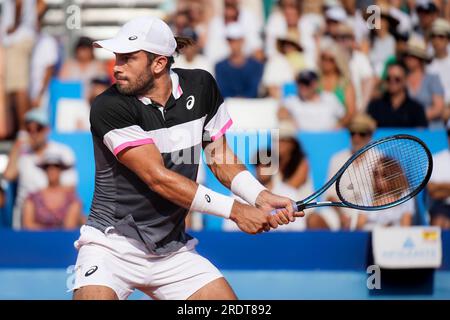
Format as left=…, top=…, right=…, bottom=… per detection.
left=338, top=138, right=430, bottom=208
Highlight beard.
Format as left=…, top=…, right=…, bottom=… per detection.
left=115, top=70, right=155, bottom=96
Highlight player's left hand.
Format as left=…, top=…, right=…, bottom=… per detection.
left=255, top=190, right=305, bottom=227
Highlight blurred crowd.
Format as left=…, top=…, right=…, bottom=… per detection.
left=0, top=0, right=449, bottom=232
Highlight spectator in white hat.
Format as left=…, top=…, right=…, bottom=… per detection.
left=214, top=23, right=264, bottom=98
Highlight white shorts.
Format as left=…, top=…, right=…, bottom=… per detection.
left=72, top=225, right=223, bottom=300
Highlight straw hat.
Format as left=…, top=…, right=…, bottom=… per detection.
left=405, top=36, right=430, bottom=61
left=347, top=113, right=377, bottom=133
left=277, top=30, right=303, bottom=53
left=430, top=18, right=450, bottom=37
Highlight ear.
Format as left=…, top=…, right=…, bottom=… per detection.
left=152, top=56, right=168, bottom=75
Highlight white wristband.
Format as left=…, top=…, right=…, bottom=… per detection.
left=191, top=184, right=234, bottom=219
left=230, top=170, right=267, bottom=206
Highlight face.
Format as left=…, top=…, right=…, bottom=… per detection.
left=283, top=5, right=300, bottom=27
left=113, top=51, right=167, bottom=96
left=298, top=80, right=317, bottom=100
left=335, top=33, right=354, bottom=51
left=431, top=34, right=449, bottom=53
left=320, top=53, right=337, bottom=74
left=386, top=65, right=406, bottom=95
left=227, top=38, right=244, bottom=55
left=373, top=167, right=390, bottom=193
left=75, top=46, right=94, bottom=62
left=404, top=54, right=423, bottom=70
left=224, top=5, right=239, bottom=23
left=25, top=121, right=48, bottom=150
left=45, top=165, right=63, bottom=185
left=278, top=138, right=295, bottom=159
left=418, top=10, right=437, bottom=29
left=350, top=130, right=372, bottom=151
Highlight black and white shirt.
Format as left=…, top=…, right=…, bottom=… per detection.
left=87, top=69, right=232, bottom=255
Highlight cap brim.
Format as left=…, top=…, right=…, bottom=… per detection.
left=94, top=38, right=140, bottom=54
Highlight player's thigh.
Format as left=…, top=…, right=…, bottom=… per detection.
left=187, top=277, right=237, bottom=300
left=73, top=285, right=118, bottom=300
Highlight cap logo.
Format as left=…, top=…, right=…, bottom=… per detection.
left=128, top=36, right=138, bottom=41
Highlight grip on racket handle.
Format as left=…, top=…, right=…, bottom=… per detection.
left=270, top=200, right=299, bottom=215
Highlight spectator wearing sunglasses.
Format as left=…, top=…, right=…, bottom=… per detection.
left=2, top=109, right=78, bottom=229
left=404, top=36, right=445, bottom=127
left=278, top=70, right=346, bottom=131
left=427, top=19, right=450, bottom=121
left=22, top=152, right=83, bottom=230
left=321, top=113, right=377, bottom=230
left=367, top=62, right=428, bottom=128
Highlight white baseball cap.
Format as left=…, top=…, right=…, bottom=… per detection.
left=225, top=22, right=245, bottom=40
left=325, top=6, right=347, bottom=22
left=94, top=16, right=177, bottom=56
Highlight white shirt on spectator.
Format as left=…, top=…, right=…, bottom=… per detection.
left=370, top=34, right=396, bottom=77
left=262, top=53, right=295, bottom=88
left=283, top=93, right=345, bottom=131
left=362, top=199, right=414, bottom=230
left=265, top=10, right=323, bottom=69
left=13, top=141, right=78, bottom=229
left=204, top=10, right=262, bottom=64
left=173, top=54, right=214, bottom=77
left=0, top=0, right=37, bottom=46
left=430, top=149, right=450, bottom=205
left=349, top=50, right=374, bottom=111
left=29, top=33, right=59, bottom=101
left=427, top=54, right=450, bottom=105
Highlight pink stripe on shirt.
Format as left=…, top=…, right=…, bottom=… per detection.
left=211, top=119, right=233, bottom=141
left=113, top=138, right=154, bottom=156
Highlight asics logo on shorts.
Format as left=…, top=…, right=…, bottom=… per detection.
left=186, top=95, right=195, bottom=110
left=85, top=265, right=98, bottom=277
left=205, top=194, right=211, bottom=203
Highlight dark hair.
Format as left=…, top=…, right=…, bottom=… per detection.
left=145, top=36, right=195, bottom=70
left=75, top=36, right=94, bottom=51
left=387, top=61, right=408, bottom=75
left=280, top=137, right=306, bottom=181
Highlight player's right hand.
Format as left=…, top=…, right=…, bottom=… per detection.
left=229, top=201, right=278, bottom=234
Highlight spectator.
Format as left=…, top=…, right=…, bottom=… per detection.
left=265, top=0, right=322, bottom=67
left=22, top=152, right=82, bottom=230
left=215, top=23, right=264, bottom=99
left=414, top=0, right=439, bottom=41
left=335, top=23, right=375, bottom=112
left=2, top=109, right=78, bottom=229
left=173, top=28, right=214, bottom=76
left=29, top=5, right=59, bottom=111
left=278, top=70, right=346, bottom=131
left=427, top=19, right=450, bottom=118
left=204, top=0, right=263, bottom=64
left=59, top=36, right=107, bottom=95
left=356, top=156, right=414, bottom=230
left=368, top=62, right=428, bottom=128
left=369, top=7, right=398, bottom=77
left=262, top=33, right=309, bottom=99
left=427, top=120, right=450, bottom=229
left=404, top=36, right=445, bottom=127
left=380, top=31, right=410, bottom=81
left=318, top=42, right=356, bottom=126
left=323, top=113, right=377, bottom=230
left=1, top=0, right=45, bottom=131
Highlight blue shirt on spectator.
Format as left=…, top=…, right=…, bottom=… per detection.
left=215, top=57, right=263, bottom=99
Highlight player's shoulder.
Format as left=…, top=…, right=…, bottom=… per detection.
left=173, top=68, right=215, bottom=86
left=91, top=85, right=136, bottom=115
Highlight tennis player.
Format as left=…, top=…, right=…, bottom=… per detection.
left=72, top=16, right=303, bottom=300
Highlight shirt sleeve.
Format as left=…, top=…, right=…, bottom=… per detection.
left=90, top=93, right=154, bottom=156
left=202, top=71, right=233, bottom=142
left=428, top=74, right=445, bottom=96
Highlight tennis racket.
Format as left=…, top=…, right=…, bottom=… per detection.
left=273, top=134, right=433, bottom=214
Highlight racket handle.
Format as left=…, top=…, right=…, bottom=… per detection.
left=270, top=200, right=299, bottom=215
